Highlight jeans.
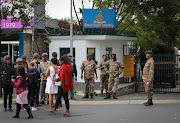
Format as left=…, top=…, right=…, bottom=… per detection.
left=35, top=84, right=40, bottom=105
left=3, top=80, right=13, bottom=108
left=28, top=86, right=37, bottom=107
left=70, top=76, right=75, bottom=98
left=55, top=86, right=69, bottom=110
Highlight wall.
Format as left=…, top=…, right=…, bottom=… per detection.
left=49, top=35, right=137, bottom=82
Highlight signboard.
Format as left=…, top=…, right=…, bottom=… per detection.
left=123, top=55, right=134, bottom=77
left=83, top=9, right=116, bottom=28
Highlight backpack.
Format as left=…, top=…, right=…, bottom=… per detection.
left=27, top=68, right=38, bottom=84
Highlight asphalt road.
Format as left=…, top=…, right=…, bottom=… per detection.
left=0, top=103, right=180, bottom=123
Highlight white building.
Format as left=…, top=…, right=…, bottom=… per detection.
left=49, top=35, right=137, bottom=82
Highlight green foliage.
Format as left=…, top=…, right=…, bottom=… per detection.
left=44, top=33, right=51, bottom=45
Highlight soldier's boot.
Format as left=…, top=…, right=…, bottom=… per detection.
left=90, top=93, right=94, bottom=99
left=144, top=98, right=153, bottom=106
left=143, top=100, right=149, bottom=105
left=113, top=93, right=118, bottom=99
left=104, top=93, right=111, bottom=99
left=82, top=93, right=89, bottom=99
left=100, top=90, right=104, bottom=97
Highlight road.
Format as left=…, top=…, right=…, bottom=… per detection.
left=0, top=103, right=180, bottom=123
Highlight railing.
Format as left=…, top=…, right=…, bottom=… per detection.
left=47, top=28, right=136, bottom=37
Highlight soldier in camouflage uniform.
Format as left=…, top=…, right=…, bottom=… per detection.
left=142, top=50, right=155, bottom=106
left=105, top=54, right=124, bottom=99
left=81, top=53, right=98, bottom=99
left=99, top=54, right=109, bottom=96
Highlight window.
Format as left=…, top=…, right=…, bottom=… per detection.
left=60, top=48, right=75, bottom=61
left=1, top=44, right=8, bottom=62
left=106, top=48, right=112, bottom=60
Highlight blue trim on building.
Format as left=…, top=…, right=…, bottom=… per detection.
left=19, top=33, right=24, bottom=58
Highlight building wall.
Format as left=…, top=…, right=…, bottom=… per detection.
left=49, top=36, right=132, bottom=82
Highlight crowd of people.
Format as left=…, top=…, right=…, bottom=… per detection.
left=1, top=50, right=155, bottom=119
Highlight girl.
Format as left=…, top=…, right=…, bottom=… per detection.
left=12, top=66, right=33, bottom=119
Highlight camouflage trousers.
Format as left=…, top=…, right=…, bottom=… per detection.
left=108, top=76, right=119, bottom=94
left=143, top=79, right=153, bottom=99
left=100, top=74, right=108, bottom=92
left=41, top=80, right=47, bottom=101
left=85, top=79, right=94, bottom=94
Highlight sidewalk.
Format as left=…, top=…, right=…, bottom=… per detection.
left=1, top=92, right=180, bottom=105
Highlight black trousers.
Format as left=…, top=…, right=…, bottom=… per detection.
left=28, top=86, right=37, bottom=107
left=35, top=86, right=40, bottom=105
left=15, top=103, right=32, bottom=117
left=3, top=80, right=13, bottom=108
left=55, top=86, right=69, bottom=110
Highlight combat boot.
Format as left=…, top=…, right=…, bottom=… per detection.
left=113, top=93, right=118, bottom=99
left=104, top=93, right=111, bottom=99
left=82, top=93, right=89, bottom=99
left=90, top=93, right=94, bottom=99
left=144, top=98, right=153, bottom=106
left=143, top=100, right=149, bottom=105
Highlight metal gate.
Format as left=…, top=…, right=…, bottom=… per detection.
left=123, top=44, right=180, bottom=93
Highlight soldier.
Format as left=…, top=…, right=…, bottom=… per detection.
left=99, top=54, right=109, bottom=96
left=142, top=50, right=155, bottom=106
left=81, top=53, right=98, bottom=99
left=105, top=54, right=124, bottom=99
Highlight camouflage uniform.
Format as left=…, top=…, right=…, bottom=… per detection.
left=142, top=57, right=155, bottom=99
left=39, top=61, right=51, bottom=101
left=99, top=60, right=109, bottom=93
left=81, top=60, right=97, bottom=94
left=106, top=60, right=123, bottom=94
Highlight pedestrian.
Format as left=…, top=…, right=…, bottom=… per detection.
left=104, top=54, right=124, bottom=99
left=52, top=55, right=74, bottom=115
left=81, top=53, right=98, bottom=99
left=27, top=62, right=41, bottom=111
left=1, top=55, right=15, bottom=112
left=14, top=58, right=23, bottom=69
left=45, top=58, right=59, bottom=112
left=67, top=53, right=77, bottom=100
left=39, top=53, right=51, bottom=104
left=52, top=52, right=60, bottom=66
left=142, top=50, right=155, bottom=106
left=99, top=54, right=109, bottom=96
left=32, top=53, right=41, bottom=107
left=21, top=55, right=28, bottom=70
left=12, top=66, right=33, bottom=119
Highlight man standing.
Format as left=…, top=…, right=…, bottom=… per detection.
left=1, top=56, right=15, bottom=112
left=67, top=53, right=77, bottom=100
left=52, top=52, right=60, bottom=66
left=39, top=53, right=51, bottom=104
left=99, top=54, right=109, bottom=96
left=81, top=53, right=98, bottom=99
left=21, top=55, right=28, bottom=70
left=14, top=58, right=23, bottom=69
left=142, top=50, right=155, bottom=106
left=105, top=54, right=124, bottom=99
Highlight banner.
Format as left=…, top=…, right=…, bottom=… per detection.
left=83, top=9, right=116, bottom=28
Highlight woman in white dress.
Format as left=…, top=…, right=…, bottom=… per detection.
left=45, top=58, right=59, bottom=112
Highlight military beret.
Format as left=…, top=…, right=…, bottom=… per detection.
left=145, top=50, right=153, bottom=54
left=42, top=53, right=48, bottom=57
left=87, top=53, right=93, bottom=57
left=21, top=55, right=26, bottom=59
left=33, top=53, right=40, bottom=58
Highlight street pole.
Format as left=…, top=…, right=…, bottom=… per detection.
left=70, top=0, right=73, bottom=59
left=0, top=0, right=2, bottom=97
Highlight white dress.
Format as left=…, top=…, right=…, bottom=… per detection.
left=45, top=66, right=59, bottom=94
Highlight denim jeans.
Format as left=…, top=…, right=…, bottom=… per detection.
left=70, top=76, right=75, bottom=98
left=3, top=80, right=13, bottom=108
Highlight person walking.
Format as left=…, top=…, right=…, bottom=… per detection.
left=104, top=54, right=124, bottom=99
left=39, top=53, right=51, bottom=104
left=45, top=58, right=59, bottom=112
left=32, top=53, right=41, bottom=107
left=27, top=62, right=41, bottom=111
left=142, top=50, right=155, bottom=106
left=52, top=55, right=74, bottom=115
left=99, top=54, right=109, bottom=96
left=81, top=53, right=98, bottom=99
left=67, top=53, right=77, bottom=100
left=1, top=55, right=15, bottom=112
left=12, top=66, right=33, bottom=119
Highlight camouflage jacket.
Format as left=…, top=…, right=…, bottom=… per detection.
left=39, top=61, right=51, bottom=80
left=142, top=57, right=155, bottom=82
left=106, top=60, right=124, bottom=76
left=99, top=60, right=108, bottom=76
left=80, top=60, right=97, bottom=79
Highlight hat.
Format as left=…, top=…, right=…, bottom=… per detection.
left=16, top=58, right=23, bottom=63
left=21, top=55, right=26, bottom=59
left=67, top=53, right=72, bottom=57
left=33, top=53, right=40, bottom=58
left=87, top=53, right=93, bottom=57
left=41, top=53, right=48, bottom=57
left=145, top=50, right=153, bottom=54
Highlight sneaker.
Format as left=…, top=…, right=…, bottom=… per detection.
left=31, top=107, right=37, bottom=111
left=71, top=97, right=76, bottom=100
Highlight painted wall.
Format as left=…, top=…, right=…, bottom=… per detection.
left=49, top=35, right=137, bottom=82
